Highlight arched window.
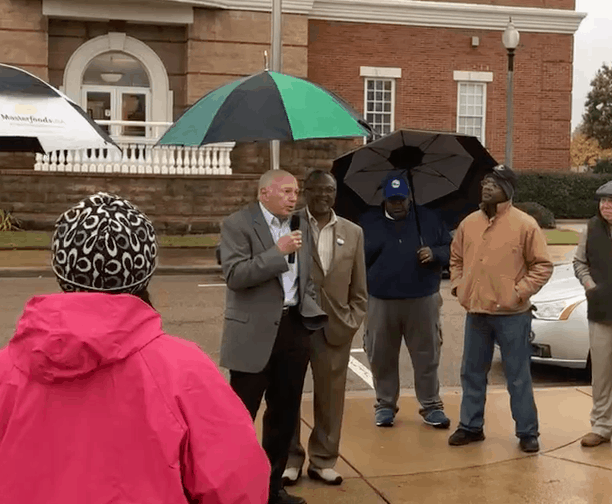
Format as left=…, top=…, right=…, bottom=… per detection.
left=63, top=33, right=173, bottom=142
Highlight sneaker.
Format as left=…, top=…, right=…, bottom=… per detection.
left=581, top=432, right=610, bottom=447
left=423, top=409, right=451, bottom=429
left=281, top=466, right=302, bottom=486
left=448, top=428, right=485, bottom=446
left=519, top=436, right=539, bottom=453
left=375, top=408, right=395, bottom=427
left=307, top=465, right=343, bottom=485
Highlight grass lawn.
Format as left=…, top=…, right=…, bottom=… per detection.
left=543, top=228, right=580, bottom=246
left=0, top=231, right=220, bottom=249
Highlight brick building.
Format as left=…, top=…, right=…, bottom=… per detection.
left=0, top=0, right=585, bottom=229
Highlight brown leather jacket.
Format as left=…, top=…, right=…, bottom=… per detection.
left=450, top=200, right=553, bottom=315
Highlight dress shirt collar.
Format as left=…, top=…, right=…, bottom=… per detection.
left=306, top=206, right=337, bottom=230
left=259, top=201, right=287, bottom=228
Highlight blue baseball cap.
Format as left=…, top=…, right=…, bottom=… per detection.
left=382, top=176, right=410, bottom=200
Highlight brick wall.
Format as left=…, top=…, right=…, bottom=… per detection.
left=185, top=9, right=309, bottom=106
left=48, top=20, right=187, bottom=120
left=0, top=0, right=48, bottom=170
left=0, top=0, right=48, bottom=80
left=0, top=138, right=359, bottom=231
left=231, top=139, right=359, bottom=177
left=0, top=171, right=259, bottom=233
left=307, top=20, right=574, bottom=171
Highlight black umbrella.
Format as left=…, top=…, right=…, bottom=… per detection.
left=332, top=129, right=498, bottom=232
left=0, top=63, right=119, bottom=153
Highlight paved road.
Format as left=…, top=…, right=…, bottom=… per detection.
left=0, top=275, right=589, bottom=392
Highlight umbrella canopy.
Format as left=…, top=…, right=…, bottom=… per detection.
left=0, top=64, right=119, bottom=154
left=157, top=70, right=372, bottom=147
left=332, top=129, right=498, bottom=230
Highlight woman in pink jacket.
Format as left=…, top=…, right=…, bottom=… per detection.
left=0, top=192, right=270, bottom=504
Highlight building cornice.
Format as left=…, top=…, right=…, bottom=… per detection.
left=43, top=0, right=195, bottom=24
left=167, top=0, right=316, bottom=15
left=170, top=0, right=585, bottom=34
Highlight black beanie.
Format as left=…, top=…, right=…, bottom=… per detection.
left=489, top=164, right=517, bottom=200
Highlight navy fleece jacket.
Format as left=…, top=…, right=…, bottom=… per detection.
left=360, top=205, right=451, bottom=299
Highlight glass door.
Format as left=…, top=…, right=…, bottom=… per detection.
left=82, top=86, right=150, bottom=139
left=85, top=91, right=112, bottom=135
left=121, top=91, right=147, bottom=137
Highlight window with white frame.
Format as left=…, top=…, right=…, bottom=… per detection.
left=453, top=71, right=493, bottom=145
left=365, top=79, right=394, bottom=138
left=360, top=67, right=401, bottom=140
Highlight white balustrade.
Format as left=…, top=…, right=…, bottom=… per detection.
left=34, top=142, right=234, bottom=175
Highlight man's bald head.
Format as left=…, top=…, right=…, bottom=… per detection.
left=258, top=170, right=295, bottom=193
left=258, top=170, right=299, bottom=218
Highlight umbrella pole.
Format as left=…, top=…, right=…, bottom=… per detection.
left=405, top=170, right=424, bottom=247
left=270, top=0, right=282, bottom=169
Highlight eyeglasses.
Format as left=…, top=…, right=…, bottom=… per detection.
left=304, top=186, right=336, bottom=195
left=600, top=197, right=612, bottom=205
left=481, top=179, right=501, bottom=189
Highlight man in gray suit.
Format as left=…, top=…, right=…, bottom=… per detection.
left=283, top=170, right=368, bottom=487
left=219, top=169, right=327, bottom=504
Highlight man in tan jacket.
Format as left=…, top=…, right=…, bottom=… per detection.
left=283, top=170, right=368, bottom=486
left=448, top=164, right=552, bottom=453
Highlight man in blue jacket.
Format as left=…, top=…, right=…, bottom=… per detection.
left=361, top=173, right=452, bottom=428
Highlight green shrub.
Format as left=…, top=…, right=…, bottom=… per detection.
left=593, top=158, right=612, bottom=174
left=514, top=202, right=556, bottom=228
left=515, top=172, right=612, bottom=219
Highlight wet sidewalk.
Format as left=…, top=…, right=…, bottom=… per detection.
left=2, top=223, right=609, bottom=502
left=275, top=386, right=609, bottom=503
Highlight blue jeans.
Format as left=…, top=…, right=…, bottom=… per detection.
left=459, top=312, right=539, bottom=438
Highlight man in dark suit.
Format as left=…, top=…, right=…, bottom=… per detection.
left=283, top=170, right=367, bottom=486
left=219, top=169, right=327, bottom=504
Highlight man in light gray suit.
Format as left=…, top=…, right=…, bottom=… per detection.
left=219, top=169, right=327, bottom=504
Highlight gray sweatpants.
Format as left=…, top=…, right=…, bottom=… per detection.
left=364, top=293, right=444, bottom=416
left=588, top=321, right=612, bottom=439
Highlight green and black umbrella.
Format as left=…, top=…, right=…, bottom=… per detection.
left=157, top=70, right=372, bottom=146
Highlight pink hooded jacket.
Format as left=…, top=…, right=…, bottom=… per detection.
left=0, top=293, right=270, bottom=504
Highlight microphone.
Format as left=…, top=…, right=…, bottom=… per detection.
left=288, top=214, right=300, bottom=264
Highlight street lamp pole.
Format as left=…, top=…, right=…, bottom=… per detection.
left=270, top=0, right=282, bottom=169
left=502, top=17, right=520, bottom=169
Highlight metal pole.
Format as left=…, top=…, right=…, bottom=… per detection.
left=270, top=0, right=282, bottom=169
left=505, top=49, right=515, bottom=169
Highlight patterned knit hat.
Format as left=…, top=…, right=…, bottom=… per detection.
left=51, top=192, right=158, bottom=294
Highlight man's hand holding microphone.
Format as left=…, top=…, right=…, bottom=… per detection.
left=276, top=215, right=302, bottom=263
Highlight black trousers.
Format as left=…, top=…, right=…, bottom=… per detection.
left=230, top=307, right=311, bottom=498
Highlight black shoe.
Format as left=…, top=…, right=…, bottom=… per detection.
left=269, top=488, right=306, bottom=504
left=448, top=428, right=485, bottom=446
left=519, top=436, right=539, bottom=453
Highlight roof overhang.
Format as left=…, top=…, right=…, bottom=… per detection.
left=43, top=0, right=587, bottom=34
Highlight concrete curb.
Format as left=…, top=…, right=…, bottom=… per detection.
left=0, top=265, right=223, bottom=278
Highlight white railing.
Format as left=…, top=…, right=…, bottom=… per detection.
left=34, top=142, right=234, bottom=175
left=33, top=120, right=234, bottom=175
left=94, top=120, right=173, bottom=141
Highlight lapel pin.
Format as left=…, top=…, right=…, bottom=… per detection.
left=337, top=237, right=345, bottom=246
